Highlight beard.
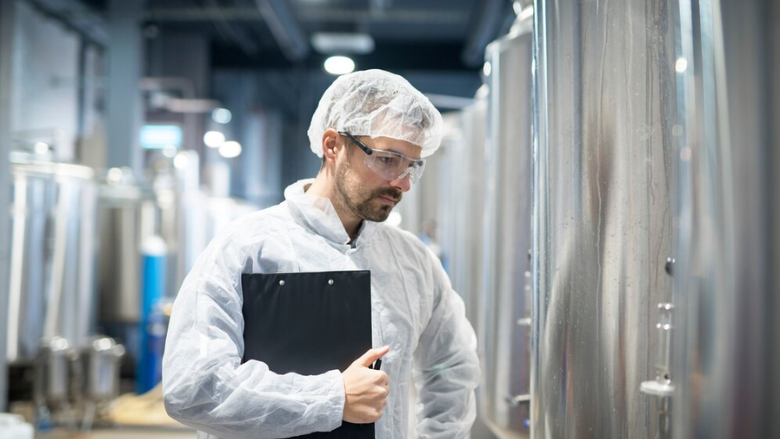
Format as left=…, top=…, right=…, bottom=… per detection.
left=335, top=158, right=403, bottom=222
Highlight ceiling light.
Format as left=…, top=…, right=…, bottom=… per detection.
left=162, top=145, right=178, bottom=157
left=312, top=33, right=375, bottom=55
left=212, top=108, right=232, bottom=124
left=324, top=56, right=356, bottom=75
left=107, top=167, right=124, bottom=184
left=219, top=141, right=242, bottom=158
left=204, top=131, right=226, bottom=148
left=675, top=57, right=688, bottom=73
left=174, top=152, right=190, bottom=169
left=34, top=142, right=50, bottom=154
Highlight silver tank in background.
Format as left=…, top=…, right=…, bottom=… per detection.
left=438, top=96, right=487, bottom=328
left=531, top=0, right=676, bottom=437
left=671, top=0, right=780, bottom=438
left=427, top=93, right=494, bottom=439
left=479, top=12, right=534, bottom=439
left=6, top=154, right=98, bottom=363
left=96, top=169, right=157, bottom=326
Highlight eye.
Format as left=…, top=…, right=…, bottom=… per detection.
left=378, top=155, right=401, bottom=167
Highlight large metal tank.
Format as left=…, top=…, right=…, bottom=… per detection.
left=6, top=155, right=97, bottom=363
left=96, top=170, right=156, bottom=326
left=671, top=0, right=780, bottom=437
left=443, top=97, right=487, bottom=327
left=419, top=94, right=492, bottom=439
left=480, top=13, right=534, bottom=439
left=531, top=0, right=677, bottom=437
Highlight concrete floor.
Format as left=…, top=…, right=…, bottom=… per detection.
left=35, top=427, right=196, bottom=439
left=31, top=422, right=516, bottom=438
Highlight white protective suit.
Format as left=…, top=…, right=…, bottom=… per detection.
left=162, top=179, right=480, bottom=439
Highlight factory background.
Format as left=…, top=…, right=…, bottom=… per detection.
left=0, top=0, right=779, bottom=438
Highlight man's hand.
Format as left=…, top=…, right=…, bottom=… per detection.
left=342, top=346, right=390, bottom=424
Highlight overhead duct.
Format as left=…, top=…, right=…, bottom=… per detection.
left=27, top=0, right=108, bottom=46
left=461, top=0, right=516, bottom=67
left=252, top=0, right=309, bottom=62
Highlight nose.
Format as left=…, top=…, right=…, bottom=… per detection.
left=390, top=173, right=412, bottom=192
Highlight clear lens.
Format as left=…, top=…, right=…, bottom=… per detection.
left=364, top=150, right=426, bottom=183
left=340, top=132, right=426, bottom=183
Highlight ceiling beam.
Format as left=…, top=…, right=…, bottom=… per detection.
left=252, top=0, right=308, bottom=62
left=461, top=0, right=511, bottom=67
left=145, top=7, right=468, bottom=25
left=211, top=41, right=479, bottom=72
left=26, top=0, right=109, bottom=46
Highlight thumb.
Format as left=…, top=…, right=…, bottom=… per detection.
left=354, top=346, right=390, bottom=367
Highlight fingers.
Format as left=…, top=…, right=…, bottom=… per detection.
left=355, top=346, right=390, bottom=367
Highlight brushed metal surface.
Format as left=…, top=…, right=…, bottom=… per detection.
left=532, top=0, right=676, bottom=437
left=672, top=0, right=780, bottom=437
left=6, top=160, right=97, bottom=363
left=481, top=22, right=533, bottom=439
left=96, top=182, right=155, bottom=323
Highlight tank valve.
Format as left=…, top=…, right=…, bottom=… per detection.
left=506, top=394, right=531, bottom=406
left=640, top=302, right=674, bottom=438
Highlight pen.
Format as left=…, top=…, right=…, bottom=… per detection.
left=373, top=359, right=382, bottom=370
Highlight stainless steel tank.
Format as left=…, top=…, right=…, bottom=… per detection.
left=83, top=336, right=125, bottom=401
left=480, top=14, right=534, bottom=439
left=96, top=171, right=156, bottom=325
left=531, top=0, right=677, bottom=437
left=429, top=96, right=487, bottom=340
left=6, top=156, right=97, bottom=363
left=34, top=337, right=75, bottom=404
left=448, top=98, right=487, bottom=327
left=419, top=94, right=493, bottom=439
left=671, top=0, right=780, bottom=437
left=180, top=193, right=259, bottom=277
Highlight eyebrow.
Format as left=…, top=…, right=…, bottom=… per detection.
left=344, top=132, right=421, bottom=160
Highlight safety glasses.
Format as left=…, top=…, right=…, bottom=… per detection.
left=339, top=132, right=426, bottom=184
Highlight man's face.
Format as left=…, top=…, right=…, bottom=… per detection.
left=334, top=135, right=421, bottom=222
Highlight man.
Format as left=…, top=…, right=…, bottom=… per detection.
left=162, top=69, right=480, bottom=439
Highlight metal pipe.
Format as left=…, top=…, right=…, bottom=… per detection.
left=25, top=0, right=108, bottom=46
left=0, top=0, right=17, bottom=413
left=145, top=7, right=468, bottom=25
left=252, top=0, right=309, bottom=62
left=462, top=0, right=509, bottom=67
left=106, top=0, right=143, bottom=172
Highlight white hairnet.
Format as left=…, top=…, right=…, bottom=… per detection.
left=307, top=69, right=444, bottom=158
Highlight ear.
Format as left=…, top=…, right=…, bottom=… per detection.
left=321, top=129, right=341, bottom=164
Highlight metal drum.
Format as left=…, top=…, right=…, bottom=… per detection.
left=6, top=156, right=97, bottom=363
left=480, top=14, right=533, bottom=439
left=532, top=0, right=677, bottom=438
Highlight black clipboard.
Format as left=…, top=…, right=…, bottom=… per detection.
left=241, top=270, right=374, bottom=438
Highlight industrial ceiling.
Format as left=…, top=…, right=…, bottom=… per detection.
left=51, top=0, right=517, bottom=72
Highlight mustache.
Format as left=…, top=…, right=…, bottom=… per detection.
left=372, top=188, right=402, bottom=202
